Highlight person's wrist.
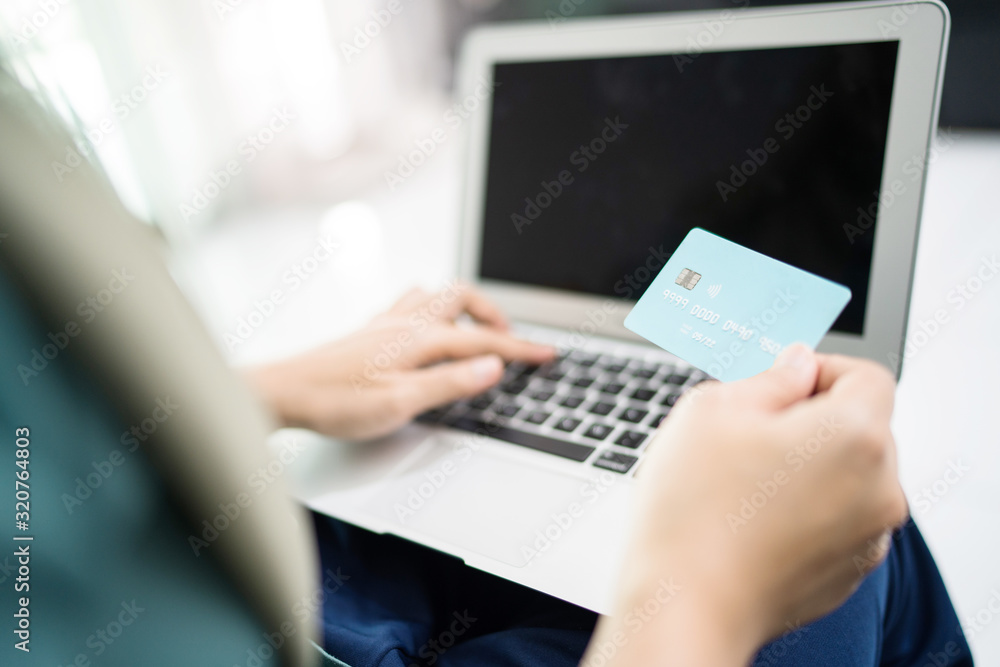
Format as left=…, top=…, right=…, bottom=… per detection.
left=601, top=550, right=769, bottom=665
left=589, top=571, right=764, bottom=667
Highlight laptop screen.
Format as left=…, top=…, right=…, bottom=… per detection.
left=478, top=41, right=899, bottom=335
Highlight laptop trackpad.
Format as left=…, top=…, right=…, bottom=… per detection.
left=362, top=444, right=602, bottom=568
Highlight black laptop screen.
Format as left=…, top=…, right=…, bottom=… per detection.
left=478, top=41, right=899, bottom=335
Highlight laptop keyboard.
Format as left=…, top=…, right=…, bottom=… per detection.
left=416, top=349, right=709, bottom=475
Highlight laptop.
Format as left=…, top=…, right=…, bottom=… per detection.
left=288, top=0, right=949, bottom=614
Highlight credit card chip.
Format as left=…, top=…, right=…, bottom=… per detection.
left=675, top=268, right=701, bottom=290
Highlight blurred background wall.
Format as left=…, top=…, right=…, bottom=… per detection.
left=0, top=0, right=994, bottom=242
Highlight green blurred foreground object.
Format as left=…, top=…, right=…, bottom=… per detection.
left=0, top=63, right=330, bottom=667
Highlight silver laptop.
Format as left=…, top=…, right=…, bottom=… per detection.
left=288, top=0, right=949, bottom=614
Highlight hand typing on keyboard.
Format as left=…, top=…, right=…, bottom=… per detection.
left=583, top=344, right=908, bottom=666
left=243, top=282, right=554, bottom=439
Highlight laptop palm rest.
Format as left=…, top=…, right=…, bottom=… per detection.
left=360, top=435, right=631, bottom=573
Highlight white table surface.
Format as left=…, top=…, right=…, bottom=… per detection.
left=176, top=128, right=1000, bottom=664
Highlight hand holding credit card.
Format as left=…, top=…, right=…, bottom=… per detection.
left=624, top=228, right=852, bottom=382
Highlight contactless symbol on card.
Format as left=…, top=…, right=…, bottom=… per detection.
left=625, top=228, right=852, bottom=382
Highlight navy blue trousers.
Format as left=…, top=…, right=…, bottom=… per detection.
left=314, top=515, right=973, bottom=666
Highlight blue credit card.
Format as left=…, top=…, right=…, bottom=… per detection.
left=624, top=228, right=851, bottom=382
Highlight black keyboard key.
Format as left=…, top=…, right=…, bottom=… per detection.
left=631, top=387, right=657, bottom=402
left=530, top=389, right=555, bottom=402
left=649, top=413, right=668, bottom=429
left=554, top=416, right=582, bottom=433
left=583, top=423, right=614, bottom=440
left=525, top=411, right=551, bottom=425
left=560, top=395, right=584, bottom=409
left=569, top=351, right=599, bottom=365
left=541, top=368, right=565, bottom=382
left=593, top=451, right=638, bottom=474
left=416, top=408, right=447, bottom=424
left=495, top=403, right=521, bottom=418
left=600, top=382, right=625, bottom=395
left=573, top=376, right=596, bottom=389
left=497, top=367, right=525, bottom=386
left=469, top=393, right=498, bottom=410
left=604, top=359, right=627, bottom=373
left=619, top=407, right=648, bottom=423
left=616, top=430, right=647, bottom=449
left=666, top=373, right=690, bottom=386
left=588, top=401, right=615, bottom=416
left=449, top=417, right=595, bottom=462
left=515, top=363, right=543, bottom=378
left=634, top=365, right=660, bottom=379
left=501, top=379, right=528, bottom=395
left=501, top=361, right=526, bottom=378
left=662, top=392, right=681, bottom=407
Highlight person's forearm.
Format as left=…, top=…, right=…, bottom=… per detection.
left=581, top=577, right=763, bottom=667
